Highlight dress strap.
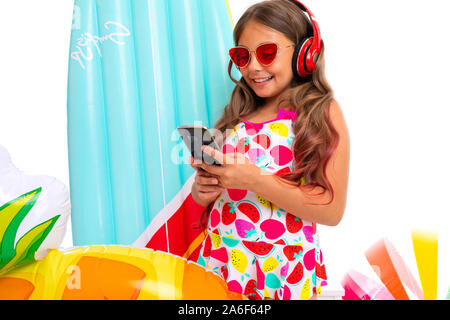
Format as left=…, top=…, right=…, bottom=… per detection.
left=239, top=108, right=298, bottom=124
left=278, top=108, right=298, bottom=122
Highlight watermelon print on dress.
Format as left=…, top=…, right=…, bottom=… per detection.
left=197, top=108, right=327, bottom=300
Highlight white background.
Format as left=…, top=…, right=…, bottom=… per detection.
left=0, top=0, right=449, bottom=298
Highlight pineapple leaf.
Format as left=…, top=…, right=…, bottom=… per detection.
left=0, top=188, right=42, bottom=266
left=0, top=214, right=60, bottom=273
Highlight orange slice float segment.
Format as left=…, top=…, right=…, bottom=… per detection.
left=182, top=261, right=243, bottom=300
left=61, top=256, right=146, bottom=300
left=365, top=238, right=424, bottom=300
left=0, top=277, right=35, bottom=300
left=0, top=246, right=245, bottom=300
left=411, top=230, right=438, bottom=300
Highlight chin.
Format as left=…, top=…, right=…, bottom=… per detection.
left=252, top=91, right=271, bottom=99
left=252, top=87, right=277, bottom=98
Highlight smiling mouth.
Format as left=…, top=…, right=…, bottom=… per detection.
left=252, top=76, right=274, bottom=84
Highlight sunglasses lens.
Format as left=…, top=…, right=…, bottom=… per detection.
left=256, top=43, right=278, bottom=65
left=229, top=47, right=250, bottom=68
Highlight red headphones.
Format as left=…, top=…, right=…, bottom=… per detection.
left=289, top=0, right=322, bottom=79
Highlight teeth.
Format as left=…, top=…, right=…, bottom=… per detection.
left=254, top=76, right=272, bottom=83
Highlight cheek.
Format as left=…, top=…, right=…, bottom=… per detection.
left=240, top=69, right=250, bottom=81
left=237, top=69, right=249, bottom=83
left=276, top=54, right=294, bottom=79
left=272, top=65, right=294, bottom=84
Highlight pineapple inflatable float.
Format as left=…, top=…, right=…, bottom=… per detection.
left=0, top=145, right=243, bottom=300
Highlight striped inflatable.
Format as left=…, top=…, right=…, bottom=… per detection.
left=67, top=0, right=236, bottom=247
left=341, top=232, right=445, bottom=300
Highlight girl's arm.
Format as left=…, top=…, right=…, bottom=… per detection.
left=189, top=157, right=225, bottom=207
left=249, top=100, right=350, bottom=226
left=198, top=100, right=350, bottom=226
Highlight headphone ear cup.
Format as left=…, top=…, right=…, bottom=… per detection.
left=292, top=37, right=313, bottom=79
left=292, top=41, right=302, bottom=79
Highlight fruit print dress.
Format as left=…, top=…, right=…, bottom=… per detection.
left=196, top=108, right=328, bottom=300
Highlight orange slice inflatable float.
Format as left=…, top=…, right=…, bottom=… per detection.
left=0, top=245, right=244, bottom=300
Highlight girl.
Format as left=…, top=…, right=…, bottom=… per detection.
left=189, top=0, right=349, bottom=300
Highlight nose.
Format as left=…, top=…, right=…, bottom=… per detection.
left=247, top=51, right=263, bottom=71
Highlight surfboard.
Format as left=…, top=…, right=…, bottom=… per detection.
left=67, top=0, right=235, bottom=254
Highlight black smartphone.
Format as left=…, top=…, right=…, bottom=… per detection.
left=177, top=125, right=222, bottom=166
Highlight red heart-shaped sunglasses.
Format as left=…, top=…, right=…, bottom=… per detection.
left=229, top=42, right=295, bottom=69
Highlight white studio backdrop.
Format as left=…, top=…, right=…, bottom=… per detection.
left=0, top=0, right=449, bottom=298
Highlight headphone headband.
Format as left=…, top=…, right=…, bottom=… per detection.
left=289, top=0, right=322, bottom=78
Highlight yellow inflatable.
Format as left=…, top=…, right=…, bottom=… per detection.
left=0, top=245, right=244, bottom=300
left=0, top=146, right=243, bottom=300
left=411, top=230, right=439, bottom=300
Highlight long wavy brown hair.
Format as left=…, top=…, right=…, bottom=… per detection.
left=199, top=0, right=339, bottom=229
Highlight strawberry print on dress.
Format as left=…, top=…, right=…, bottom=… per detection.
left=197, top=108, right=327, bottom=300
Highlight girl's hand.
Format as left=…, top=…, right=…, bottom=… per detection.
left=189, top=156, right=225, bottom=207
left=198, top=146, right=262, bottom=191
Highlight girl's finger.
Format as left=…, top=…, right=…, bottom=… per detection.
left=189, top=157, right=200, bottom=169
left=198, top=185, right=226, bottom=193
left=196, top=169, right=218, bottom=178
left=197, top=191, right=221, bottom=202
left=195, top=174, right=217, bottom=187
left=202, top=146, right=225, bottom=165
left=190, top=157, right=214, bottom=175
left=190, top=156, right=206, bottom=166
left=197, top=176, right=219, bottom=185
